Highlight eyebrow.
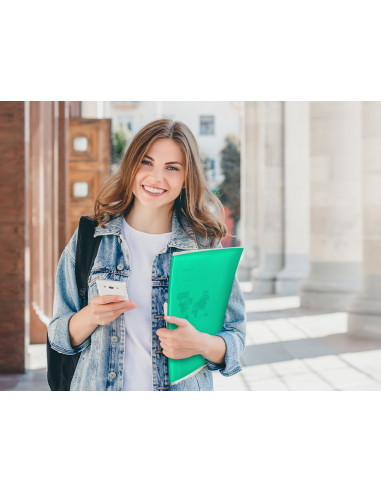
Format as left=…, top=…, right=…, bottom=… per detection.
left=144, top=154, right=184, bottom=166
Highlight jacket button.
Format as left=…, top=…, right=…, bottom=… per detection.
left=111, top=336, right=118, bottom=343
left=117, top=263, right=124, bottom=270
left=109, top=371, right=116, bottom=379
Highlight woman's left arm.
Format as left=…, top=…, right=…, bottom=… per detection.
left=202, top=273, right=247, bottom=377
left=157, top=241, right=247, bottom=376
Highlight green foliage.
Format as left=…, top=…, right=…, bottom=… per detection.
left=111, top=124, right=132, bottom=172
left=218, top=134, right=241, bottom=222
left=199, top=146, right=213, bottom=176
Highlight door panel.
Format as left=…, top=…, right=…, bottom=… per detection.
left=68, top=118, right=111, bottom=239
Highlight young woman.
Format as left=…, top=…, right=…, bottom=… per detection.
left=48, top=119, right=246, bottom=391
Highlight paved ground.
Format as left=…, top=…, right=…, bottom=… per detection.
left=214, top=284, right=381, bottom=391
left=2, top=282, right=381, bottom=391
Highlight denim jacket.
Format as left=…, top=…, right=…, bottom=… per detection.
left=47, top=210, right=246, bottom=391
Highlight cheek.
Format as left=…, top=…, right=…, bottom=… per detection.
left=132, top=170, right=144, bottom=190
left=172, top=173, right=185, bottom=190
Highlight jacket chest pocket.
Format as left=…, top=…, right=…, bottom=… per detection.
left=88, top=267, right=129, bottom=287
left=88, top=270, right=109, bottom=288
left=87, top=268, right=129, bottom=303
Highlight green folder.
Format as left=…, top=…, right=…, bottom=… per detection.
left=165, top=246, right=244, bottom=385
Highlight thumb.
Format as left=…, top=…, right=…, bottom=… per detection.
left=164, top=315, right=187, bottom=327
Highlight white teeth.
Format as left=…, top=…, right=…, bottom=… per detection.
left=143, top=185, right=165, bottom=194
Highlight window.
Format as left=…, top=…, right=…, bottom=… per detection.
left=73, top=182, right=89, bottom=198
left=200, top=115, right=215, bottom=135
left=206, top=159, right=215, bottom=171
left=73, top=136, right=88, bottom=152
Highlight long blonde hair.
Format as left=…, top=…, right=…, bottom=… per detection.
left=92, top=119, right=230, bottom=247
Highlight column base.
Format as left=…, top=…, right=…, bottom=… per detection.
left=275, top=278, right=302, bottom=295
left=347, top=312, right=381, bottom=339
left=251, top=254, right=284, bottom=295
left=237, top=264, right=253, bottom=282
left=251, top=270, right=276, bottom=295
left=347, top=290, right=381, bottom=339
left=251, top=277, right=274, bottom=295
left=299, top=261, right=362, bottom=311
left=299, top=286, right=357, bottom=311
left=275, top=254, right=309, bottom=295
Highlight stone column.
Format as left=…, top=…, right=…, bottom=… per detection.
left=238, top=101, right=262, bottom=281
left=276, top=102, right=310, bottom=294
left=251, top=102, right=285, bottom=294
left=348, top=102, right=381, bottom=338
left=81, top=101, right=104, bottom=118
left=299, top=102, right=363, bottom=310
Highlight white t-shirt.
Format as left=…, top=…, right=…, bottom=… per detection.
left=121, top=218, right=171, bottom=391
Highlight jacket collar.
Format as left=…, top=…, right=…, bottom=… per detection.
left=93, top=209, right=198, bottom=251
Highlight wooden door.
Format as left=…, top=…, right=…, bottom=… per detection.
left=68, top=118, right=111, bottom=239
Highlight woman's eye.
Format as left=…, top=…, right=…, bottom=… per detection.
left=141, top=160, right=178, bottom=171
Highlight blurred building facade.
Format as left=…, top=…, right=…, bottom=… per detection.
left=82, top=101, right=243, bottom=193
left=0, top=102, right=77, bottom=372
left=1, top=101, right=380, bottom=376
left=83, top=100, right=243, bottom=247
left=240, top=102, right=381, bottom=339
left=0, top=101, right=241, bottom=374
left=0, top=102, right=111, bottom=373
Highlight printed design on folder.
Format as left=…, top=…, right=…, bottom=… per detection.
left=176, top=290, right=210, bottom=319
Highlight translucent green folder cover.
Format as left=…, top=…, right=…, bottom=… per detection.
left=166, top=246, right=244, bottom=385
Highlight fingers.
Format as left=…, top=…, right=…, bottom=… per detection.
left=96, top=306, right=133, bottom=326
left=98, top=301, right=135, bottom=315
left=94, top=294, right=127, bottom=305
left=107, top=300, right=136, bottom=313
left=164, top=315, right=187, bottom=327
left=92, top=296, right=135, bottom=311
left=89, top=295, right=136, bottom=326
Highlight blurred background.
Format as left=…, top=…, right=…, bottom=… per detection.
left=1, top=100, right=380, bottom=391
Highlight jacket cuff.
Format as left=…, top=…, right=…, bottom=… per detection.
left=204, top=331, right=242, bottom=377
left=48, top=312, right=91, bottom=355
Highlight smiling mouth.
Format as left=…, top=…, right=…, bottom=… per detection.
left=142, top=185, right=167, bottom=195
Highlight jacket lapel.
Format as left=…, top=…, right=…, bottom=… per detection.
left=93, top=210, right=198, bottom=251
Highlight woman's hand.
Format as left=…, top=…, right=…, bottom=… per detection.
left=156, top=316, right=205, bottom=359
left=69, top=295, right=136, bottom=348
left=88, top=295, right=136, bottom=326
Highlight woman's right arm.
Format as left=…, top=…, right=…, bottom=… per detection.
left=48, top=228, right=135, bottom=354
left=48, top=228, right=88, bottom=355
left=68, top=296, right=135, bottom=347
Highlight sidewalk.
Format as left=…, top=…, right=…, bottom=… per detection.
left=0, top=344, right=50, bottom=391
left=214, top=283, right=381, bottom=390
left=2, top=283, right=381, bottom=391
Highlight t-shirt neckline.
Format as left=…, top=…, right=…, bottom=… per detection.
left=123, top=217, right=172, bottom=237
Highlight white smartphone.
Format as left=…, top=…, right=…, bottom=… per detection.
left=96, top=279, right=129, bottom=300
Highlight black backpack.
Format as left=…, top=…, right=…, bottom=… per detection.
left=46, top=216, right=102, bottom=391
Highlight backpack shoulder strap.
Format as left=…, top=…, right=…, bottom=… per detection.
left=75, top=216, right=102, bottom=308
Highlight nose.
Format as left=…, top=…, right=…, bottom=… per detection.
left=153, top=166, right=164, bottom=182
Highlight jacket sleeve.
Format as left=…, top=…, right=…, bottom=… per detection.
left=203, top=241, right=247, bottom=377
left=47, top=227, right=91, bottom=355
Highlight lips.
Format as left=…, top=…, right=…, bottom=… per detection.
left=142, top=185, right=167, bottom=196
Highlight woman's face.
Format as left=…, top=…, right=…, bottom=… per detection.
left=132, top=138, right=186, bottom=212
